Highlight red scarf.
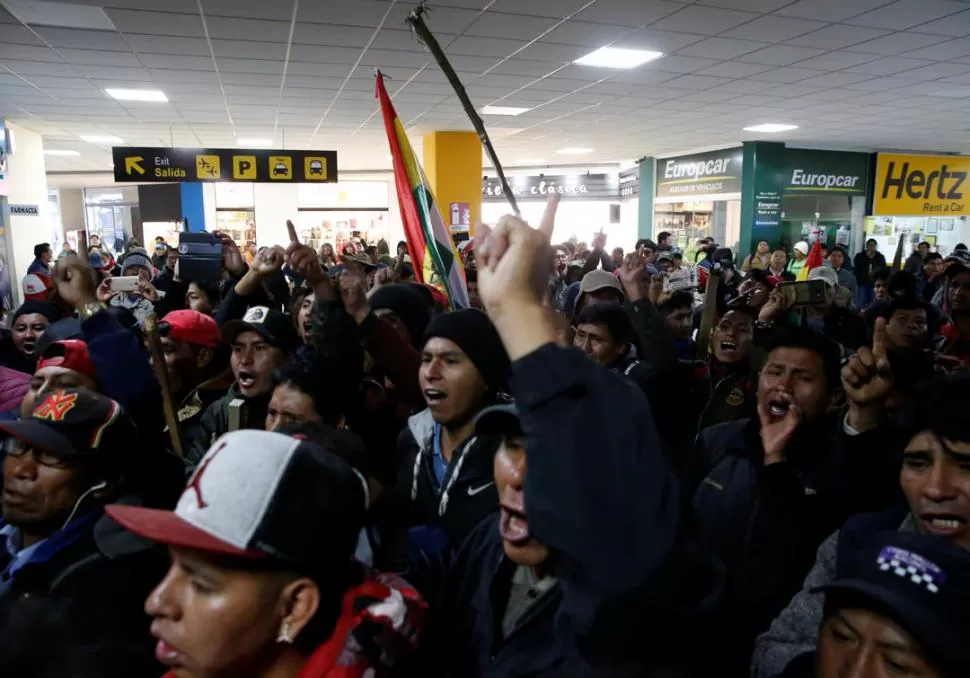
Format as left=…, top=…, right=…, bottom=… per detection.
left=163, top=571, right=426, bottom=678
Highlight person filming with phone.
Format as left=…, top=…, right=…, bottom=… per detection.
left=104, top=250, right=164, bottom=324
left=757, top=266, right=865, bottom=356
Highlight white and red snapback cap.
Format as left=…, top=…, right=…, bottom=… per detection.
left=107, top=429, right=366, bottom=568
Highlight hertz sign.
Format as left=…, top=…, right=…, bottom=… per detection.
left=874, top=153, right=970, bottom=216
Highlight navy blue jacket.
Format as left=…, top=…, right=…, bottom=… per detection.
left=82, top=311, right=183, bottom=507
left=408, top=344, right=718, bottom=677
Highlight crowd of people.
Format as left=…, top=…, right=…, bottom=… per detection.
left=0, top=201, right=968, bottom=678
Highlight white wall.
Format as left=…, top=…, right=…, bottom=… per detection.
left=3, top=122, right=50, bottom=305
left=482, top=200, right=636, bottom=249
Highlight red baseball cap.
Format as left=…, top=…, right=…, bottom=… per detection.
left=37, top=340, right=98, bottom=381
left=22, top=273, right=53, bottom=302
left=160, top=310, right=220, bottom=348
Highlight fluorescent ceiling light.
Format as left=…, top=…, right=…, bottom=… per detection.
left=574, top=47, right=663, bottom=69
left=237, top=138, right=273, bottom=146
left=481, top=105, right=530, bottom=116
left=744, top=123, right=799, bottom=133
left=105, top=88, right=168, bottom=102
left=557, top=147, right=594, bottom=155
left=80, top=135, right=124, bottom=144
left=44, top=149, right=80, bottom=156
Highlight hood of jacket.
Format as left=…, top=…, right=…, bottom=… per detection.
left=407, top=407, right=436, bottom=454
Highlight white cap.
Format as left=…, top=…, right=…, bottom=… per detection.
left=809, top=266, right=839, bottom=288
left=793, top=241, right=810, bottom=256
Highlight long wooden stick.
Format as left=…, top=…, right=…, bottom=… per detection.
left=407, top=5, right=519, bottom=215
left=143, top=314, right=184, bottom=458
left=696, top=270, right=721, bottom=360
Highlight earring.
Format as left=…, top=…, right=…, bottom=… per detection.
left=277, top=619, right=292, bottom=644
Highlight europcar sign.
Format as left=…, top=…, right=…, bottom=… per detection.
left=656, top=148, right=743, bottom=198
left=874, top=153, right=970, bottom=216
left=783, top=149, right=869, bottom=197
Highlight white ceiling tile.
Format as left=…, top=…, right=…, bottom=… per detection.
left=737, top=44, right=827, bottom=65
left=201, top=0, right=294, bottom=21
left=466, top=12, right=558, bottom=40
left=130, top=35, right=211, bottom=56
left=574, top=0, right=684, bottom=27
left=0, top=43, right=60, bottom=61
left=139, top=54, right=213, bottom=69
left=205, top=17, right=292, bottom=42
left=891, top=81, right=970, bottom=98
left=892, top=62, right=970, bottom=79
left=848, top=31, right=945, bottom=56
left=105, top=9, right=205, bottom=38
left=845, top=0, right=967, bottom=30
left=697, top=0, right=794, bottom=10
left=695, top=61, right=772, bottom=77
left=721, top=15, right=828, bottom=42
left=212, top=39, right=288, bottom=60
left=32, top=27, right=128, bottom=51
left=905, top=37, right=970, bottom=60
left=844, top=56, right=934, bottom=76
left=650, top=5, right=761, bottom=34
left=794, top=51, right=880, bottom=70
left=777, top=0, right=895, bottom=22
left=911, top=9, right=970, bottom=37
left=612, top=28, right=707, bottom=53
left=448, top=36, right=528, bottom=58
left=0, top=23, right=43, bottom=45
left=294, top=24, right=383, bottom=48
left=359, top=49, right=434, bottom=69
left=788, top=24, right=890, bottom=50
left=851, top=76, right=923, bottom=91
left=796, top=72, right=871, bottom=88
left=647, top=55, right=721, bottom=73
left=705, top=79, right=777, bottom=94
left=288, top=44, right=362, bottom=64
left=80, top=66, right=153, bottom=81
left=218, top=58, right=285, bottom=74
left=676, top=37, right=768, bottom=59
left=2, top=60, right=71, bottom=76
left=747, top=67, right=826, bottom=82
left=487, top=0, right=593, bottom=18
left=512, top=41, right=589, bottom=63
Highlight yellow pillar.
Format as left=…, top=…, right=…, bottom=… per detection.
left=422, top=131, right=482, bottom=236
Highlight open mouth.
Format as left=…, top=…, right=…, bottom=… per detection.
left=424, top=389, right=447, bottom=407
left=920, top=513, right=967, bottom=536
left=151, top=624, right=185, bottom=668
left=21, top=341, right=36, bottom=355
left=767, top=394, right=793, bottom=419
left=500, top=505, right=531, bottom=545
left=301, top=322, right=312, bottom=337
left=237, top=371, right=256, bottom=390
left=719, top=339, right=737, bottom=352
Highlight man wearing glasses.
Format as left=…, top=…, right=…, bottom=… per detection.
left=0, top=388, right=168, bottom=677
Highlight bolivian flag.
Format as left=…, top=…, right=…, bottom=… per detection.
left=375, top=71, right=468, bottom=310
left=796, top=238, right=825, bottom=281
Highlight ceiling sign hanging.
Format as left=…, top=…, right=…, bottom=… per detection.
left=112, top=147, right=338, bottom=183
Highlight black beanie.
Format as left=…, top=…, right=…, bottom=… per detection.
left=369, top=284, right=433, bottom=348
left=422, top=309, right=510, bottom=393
left=12, top=300, right=59, bottom=324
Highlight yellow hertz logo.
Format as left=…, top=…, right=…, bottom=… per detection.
left=875, top=154, right=970, bottom=216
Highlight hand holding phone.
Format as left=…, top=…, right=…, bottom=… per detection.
left=109, top=276, right=140, bottom=293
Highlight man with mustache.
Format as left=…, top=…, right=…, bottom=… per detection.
left=0, top=389, right=168, bottom=677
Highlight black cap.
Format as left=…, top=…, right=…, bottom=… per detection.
left=423, top=309, right=510, bottom=393
left=0, top=388, right=135, bottom=459
left=223, top=306, right=298, bottom=349
left=274, top=421, right=370, bottom=479
left=474, top=402, right=521, bottom=437
left=816, top=530, right=970, bottom=672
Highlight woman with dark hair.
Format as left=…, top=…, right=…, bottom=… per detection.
left=317, top=243, right=336, bottom=267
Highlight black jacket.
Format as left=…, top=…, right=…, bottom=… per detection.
left=407, top=345, right=717, bottom=677
left=396, top=408, right=502, bottom=552
left=185, top=384, right=270, bottom=469
left=0, top=507, right=168, bottom=677
left=852, top=251, right=887, bottom=288
left=688, top=416, right=900, bottom=672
